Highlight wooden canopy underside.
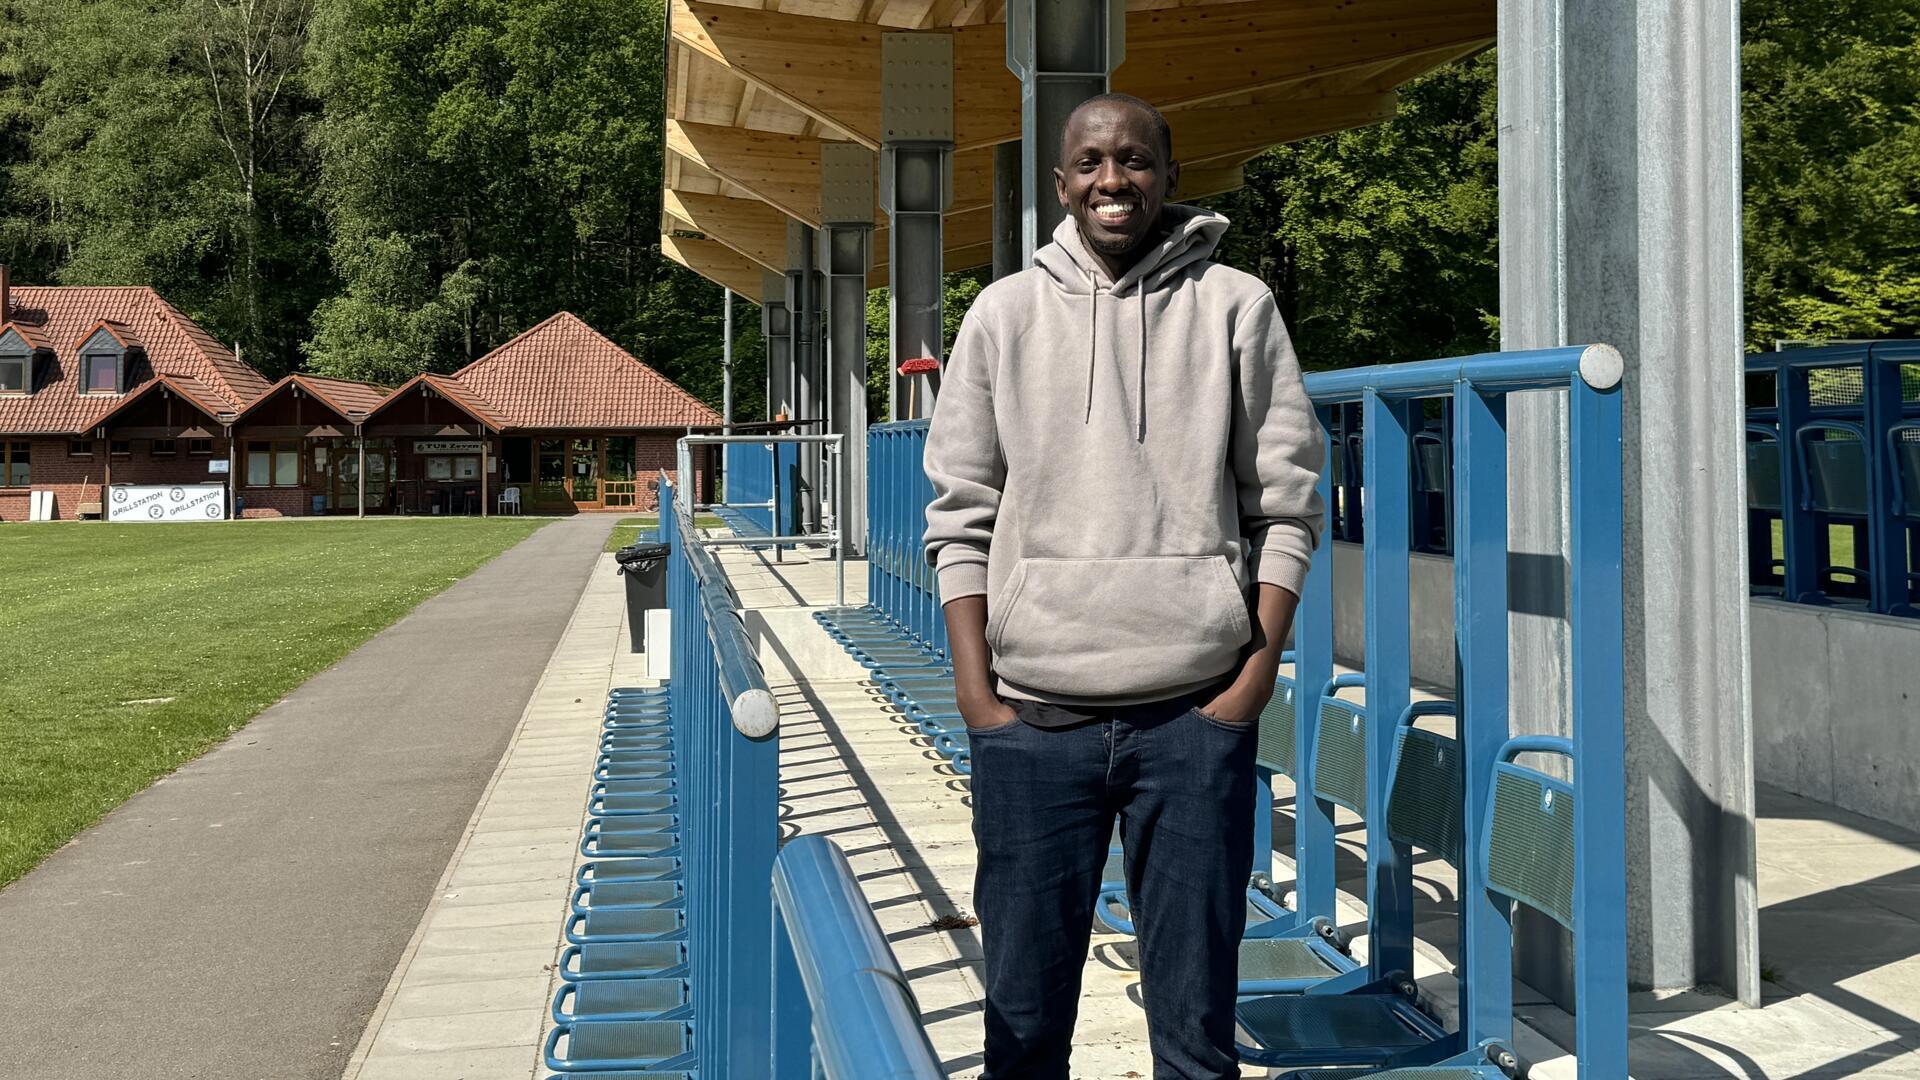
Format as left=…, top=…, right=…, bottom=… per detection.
left=661, top=0, right=1494, bottom=302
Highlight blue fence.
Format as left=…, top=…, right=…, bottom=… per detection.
left=1745, top=343, right=1920, bottom=615
left=720, top=441, right=802, bottom=542
left=820, top=346, right=1629, bottom=1077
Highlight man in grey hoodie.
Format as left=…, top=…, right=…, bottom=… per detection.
left=923, top=94, right=1324, bottom=1078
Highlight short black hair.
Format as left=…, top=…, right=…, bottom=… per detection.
left=1059, top=93, right=1174, bottom=162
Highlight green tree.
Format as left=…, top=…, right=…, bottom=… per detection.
left=0, top=0, right=325, bottom=373
left=1742, top=0, right=1920, bottom=347
left=304, top=0, right=696, bottom=385
left=1201, top=50, right=1500, bottom=370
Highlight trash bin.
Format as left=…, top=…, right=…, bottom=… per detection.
left=616, top=541, right=671, bottom=652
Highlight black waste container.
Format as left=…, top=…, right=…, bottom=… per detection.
left=615, top=541, right=671, bottom=652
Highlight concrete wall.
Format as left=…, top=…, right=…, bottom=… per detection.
left=1326, top=541, right=1920, bottom=835
left=1327, top=541, right=1457, bottom=689
left=1750, top=600, right=1920, bottom=835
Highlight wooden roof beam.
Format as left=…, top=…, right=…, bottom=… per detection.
left=676, top=0, right=1488, bottom=151
left=661, top=234, right=772, bottom=302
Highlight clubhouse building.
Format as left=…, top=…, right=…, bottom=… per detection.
left=0, top=272, right=718, bottom=521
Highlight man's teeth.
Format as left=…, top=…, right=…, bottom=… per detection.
left=1095, top=203, right=1134, bottom=221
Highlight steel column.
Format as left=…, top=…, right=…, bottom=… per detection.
left=788, top=221, right=823, bottom=528
left=1498, top=0, right=1757, bottom=1000
left=881, top=32, right=953, bottom=421
left=1359, top=391, right=1415, bottom=983
left=762, top=271, right=792, bottom=423
left=1005, top=0, right=1123, bottom=265
left=991, top=141, right=1021, bottom=281
left=822, top=142, right=875, bottom=556
left=722, top=288, right=734, bottom=434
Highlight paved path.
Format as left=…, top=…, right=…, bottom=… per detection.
left=0, top=514, right=615, bottom=1080
left=341, top=551, right=652, bottom=1080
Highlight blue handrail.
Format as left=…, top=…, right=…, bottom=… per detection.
left=769, top=837, right=945, bottom=1079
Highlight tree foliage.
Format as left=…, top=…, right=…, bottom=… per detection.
left=1742, top=0, right=1920, bottom=347
left=1201, top=52, right=1500, bottom=370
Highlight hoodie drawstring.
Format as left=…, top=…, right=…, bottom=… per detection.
left=1082, top=267, right=1152, bottom=443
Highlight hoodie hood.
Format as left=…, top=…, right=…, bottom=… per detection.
left=1033, top=204, right=1231, bottom=437
left=1034, top=203, right=1230, bottom=296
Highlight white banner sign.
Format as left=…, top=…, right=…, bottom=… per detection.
left=107, top=483, right=229, bottom=522
left=415, top=440, right=483, bottom=455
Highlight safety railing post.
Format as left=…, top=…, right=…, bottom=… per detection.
left=1569, top=375, right=1627, bottom=1080
left=1453, top=379, right=1514, bottom=1043
left=1292, top=406, right=1339, bottom=924
left=1360, top=389, right=1416, bottom=982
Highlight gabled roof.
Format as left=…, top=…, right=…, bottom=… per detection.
left=448, top=312, right=721, bottom=431
left=0, top=286, right=269, bottom=434
left=234, top=373, right=391, bottom=424
left=0, top=320, right=48, bottom=352
left=362, top=372, right=508, bottom=431
left=74, top=319, right=144, bottom=353
left=85, top=374, right=235, bottom=431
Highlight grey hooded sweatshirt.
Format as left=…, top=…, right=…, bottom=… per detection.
left=923, top=205, right=1325, bottom=707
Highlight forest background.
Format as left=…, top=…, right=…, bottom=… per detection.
left=1, top=0, right=1915, bottom=422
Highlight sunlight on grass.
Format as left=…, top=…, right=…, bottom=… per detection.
left=0, top=518, right=545, bottom=886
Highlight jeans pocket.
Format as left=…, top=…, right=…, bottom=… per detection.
left=965, top=717, right=1022, bottom=736
left=1192, top=706, right=1256, bottom=735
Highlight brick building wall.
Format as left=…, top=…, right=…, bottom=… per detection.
left=0, top=436, right=237, bottom=521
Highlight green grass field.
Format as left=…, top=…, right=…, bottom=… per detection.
left=0, top=518, right=546, bottom=886
left=605, top=514, right=723, bottom=552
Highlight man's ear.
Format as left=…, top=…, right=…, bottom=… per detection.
left=1165, top=160, right=1181, bottom=198
left=1054, top=166, right=1069, bottom=208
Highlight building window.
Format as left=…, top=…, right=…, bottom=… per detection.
left=187, top=438, right=214, bottom=456
left=151, top=439, right=176, bottom=458
left=425, top=455, right=480, bottom=481
left=1, top=441, right=28, bottom=487
left=69, top=439, right=93, bottom=458
left=0, top=354, right=25, bottom=393
left=83, top=353, right=120, bottom=394
left=109, top=439, right=132, bottom=458
left=246, top=439, right=300, bottom=487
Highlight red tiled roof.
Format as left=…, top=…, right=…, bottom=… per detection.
left=0, top=286, right=271, bottom=435
left=235, top=373, right=391, bottom=423
left=448, top=312, right=720, bottom=431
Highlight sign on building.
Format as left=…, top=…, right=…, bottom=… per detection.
left=107, top=483, right=229, bottom=522
left=414, top=440, right=484, bottom=455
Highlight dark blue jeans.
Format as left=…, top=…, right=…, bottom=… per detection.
left=968, top=694, right=1258, bottom=1079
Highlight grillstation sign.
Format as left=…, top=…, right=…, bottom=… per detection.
left=107, top=483, right=229, bottom=522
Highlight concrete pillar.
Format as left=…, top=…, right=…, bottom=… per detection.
left=991, top=141, right=1021, bottom=281
left=761, top=271, right=791, bottom=422
left=1499, top=0, right=1757, bottom=1003
left=787, top=221, right=823, bottom=527
left=821, top=142, right=874, bottom=556
left=1005, top=0, right=1122, bottom=265
left=881, top=32, right=952, bottom=421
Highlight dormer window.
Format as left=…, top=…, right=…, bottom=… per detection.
left=0, top=325, right=32, bottom=393
left=75, top=325, right=132, bottom=395
left=83, top=351, right=121, bottom=394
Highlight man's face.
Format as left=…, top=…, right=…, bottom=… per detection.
left=1054, top=101, right=1179, bottom=262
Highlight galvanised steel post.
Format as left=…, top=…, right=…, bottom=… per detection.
left=1498, top=0, right=1756, bottom=1001
left=787, top=221, right=822, bottom=528
left=1358, top=390, right=1415, bottom=983
left=881, top=32, right=952, bottom=421
left=821, top=142, right=874, bottom=556
left=1005, top=0, right=1123, bottom=266
left=721, top=288, right=733, bottom=434
left=991, top=141, right=1021, bottom=281
left=762, top=271, right=792, bottom=423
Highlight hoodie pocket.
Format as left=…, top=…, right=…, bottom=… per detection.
left=989, top=555, right=1252, bottom=699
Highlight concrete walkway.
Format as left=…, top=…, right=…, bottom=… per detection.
left=0, top=514, right=613, bottom=1080
left=340, top=551, right=651, bottom=1080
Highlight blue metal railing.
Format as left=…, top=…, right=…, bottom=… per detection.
left=720, top=441, right=803, bottom=540
left=1745, top=342, right=1920, bottom=615
left=770, top=837, right=945, bottom=1078
left=665, top=475, right=781, bottom=1072
left=841, top=345, right=1628, bottom=1077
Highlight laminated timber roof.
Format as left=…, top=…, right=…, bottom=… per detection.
left=660, top=0, right=1494, bottom=302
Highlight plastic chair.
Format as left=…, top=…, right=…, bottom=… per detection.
left=497, top=486, right=521, bottom=515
